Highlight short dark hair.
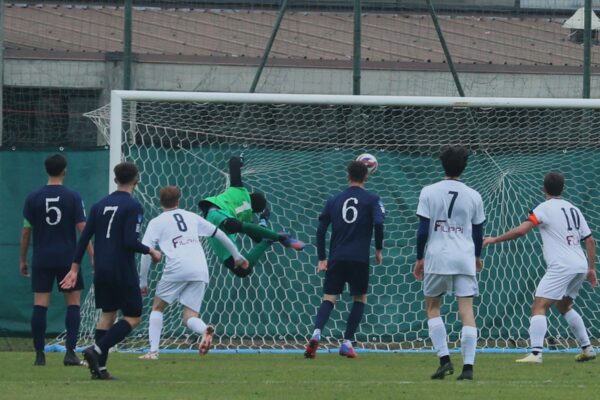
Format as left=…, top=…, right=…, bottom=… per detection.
left=160, top=186, right=181, bottom=208
left=348, top=161, right=368, bottom=183
left=114, top=162, right=139, bottom=185
left=249, top=192, right=267, bottom=213
left=45, top=154, right=67, bottom=177
left=439, top=145, right=468, bottom=177
left=544, top=172, right=565, bottom=196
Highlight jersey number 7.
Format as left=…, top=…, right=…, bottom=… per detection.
left=103, top=206, right=118, bottom=238
left=447, top=191, right=458, bottom=218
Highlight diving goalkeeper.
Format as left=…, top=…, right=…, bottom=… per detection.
left=198, top=156, right=304, bottom=278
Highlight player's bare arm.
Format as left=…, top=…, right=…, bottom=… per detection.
left=584, top=236, right=597, bottom=287
left=476, top=257, right=483, bottom=272
left=483, top=221, right=535, bottom=246
left=413, top=259, right=424, bottom=281
left=60, top=262, right=81, bottom=290
left=317, top=260, right=328, bottom=272
left=213, top=228, right=248, bottom=269
left=77, top=221, right=95, bottom=266
left=375, top=249, right=382, bottom=265
left=19, top=227, right=32, bottom=277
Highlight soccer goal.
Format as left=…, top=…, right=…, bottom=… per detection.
left=68, top=91, right=600, bottom=352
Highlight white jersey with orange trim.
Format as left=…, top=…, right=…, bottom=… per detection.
left=141, top=209, right=219, bottom=283
left=528, top=198, right=592, bottom=274
left=417, top=179, right=485, bottom=276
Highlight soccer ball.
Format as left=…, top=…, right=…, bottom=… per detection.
left=356, top=153, right=378, bottom=174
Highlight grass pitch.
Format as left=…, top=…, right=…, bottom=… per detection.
left=1, top=352, right=599, bottom=400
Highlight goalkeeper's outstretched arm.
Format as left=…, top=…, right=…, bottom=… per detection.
left=229, top=156, right=244, bottom=188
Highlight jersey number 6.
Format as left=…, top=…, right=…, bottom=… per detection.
left=342, top=197, right=359, bottom=224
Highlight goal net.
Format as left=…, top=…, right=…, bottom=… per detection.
left=65, top=92, right=600, bottom=352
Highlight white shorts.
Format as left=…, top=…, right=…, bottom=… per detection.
left=535, top=271, right=586, bottom=300
left=423, top=274, right=479, bottom=297
left=155, top=280, right=208, bottom=312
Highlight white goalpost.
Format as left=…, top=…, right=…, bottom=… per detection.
left=61, top=91, right=600, bottom=352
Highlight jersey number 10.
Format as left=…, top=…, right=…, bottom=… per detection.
left=561, top=207, right=580, bottom=231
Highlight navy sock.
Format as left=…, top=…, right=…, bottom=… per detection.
left=95, top=329, right=108, bottom=367
left=314, top=300, right=335, bottom=331
left=344, top=301, right=366, bottom=341
left=97, top=320, right=132, bottom=355
left=31, top=305, right=48, bottom=352
left=65, top=305, right=80, bottom=351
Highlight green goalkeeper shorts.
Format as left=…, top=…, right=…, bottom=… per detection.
left=206, top=209, right=240, bottom=262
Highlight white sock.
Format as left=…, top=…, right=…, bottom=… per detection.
left=186, top=317, right=207, bottom=335
left=149, top=311, right=163, bottom=353
left=564, top=309, right=591, bottom=348
left=428, top=317, right=449, bottom=357
left=312, top=329, right=321, bottom=340
left=529, top=315, right=547, bottom=352
left=343, top=339, right=352, bottom=347
left=461, top=326, right=477, bottom=365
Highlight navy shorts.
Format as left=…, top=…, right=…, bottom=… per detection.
left=32, top=266, right=83, bottom=293
left=323, top=260, right=369, bottom=296
left=94, top=281, right=143, bottom=317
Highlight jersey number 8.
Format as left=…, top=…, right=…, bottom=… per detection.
left=173, top=213, right=188, bottom=232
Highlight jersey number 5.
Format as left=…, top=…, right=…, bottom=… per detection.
left=342, top=197, right=359, bottom=224
left=45, top=197, right=62, bottom=225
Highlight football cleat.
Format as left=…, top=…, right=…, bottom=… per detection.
left=92, top=369, right=117, bottom=380
left=304, top=339, right=319, bottom=359
left=279, top=233, right=305, bottom=251
left=339, top=343, right=357, bottom=358
left=456, top=369, right=473, bottom=381
left=575, top=347, right=596, bottom=362
left=138, top=351, right=159, bottom=360
left=83, top=346, right=102, bottom=377
left=516, top=353, right=543, bottom=363
left=431, top=362, right=454, bottom=379
left=34, top=351, right=46, bottom=366
left=63, top=349, right=85, bottom=366
left=199, top=325, right=215, bottom=356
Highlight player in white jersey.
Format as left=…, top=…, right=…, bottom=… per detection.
left=138, top=186, right=248, bottom=359
left=415, top=146, right=485, bottom=381
left=484, top=172, right=597, bottom=363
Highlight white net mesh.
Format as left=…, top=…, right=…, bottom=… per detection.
left=60, top=95, right=600, bottom=352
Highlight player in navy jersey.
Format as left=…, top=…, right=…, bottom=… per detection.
left=20, top=154, right=93, bottom=366
left=61, top=162, right=161, bottom=380
left=304, top=161, right=384, bottom=359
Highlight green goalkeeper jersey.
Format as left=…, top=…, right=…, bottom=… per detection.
left=202, top=186, right=253, bottom=223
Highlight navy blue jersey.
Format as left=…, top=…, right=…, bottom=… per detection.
left=23, top=185, right=86, bottom=269
left=73, top=191, right=149, bottom=285
left=317, top=186, right=385, bottom=264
